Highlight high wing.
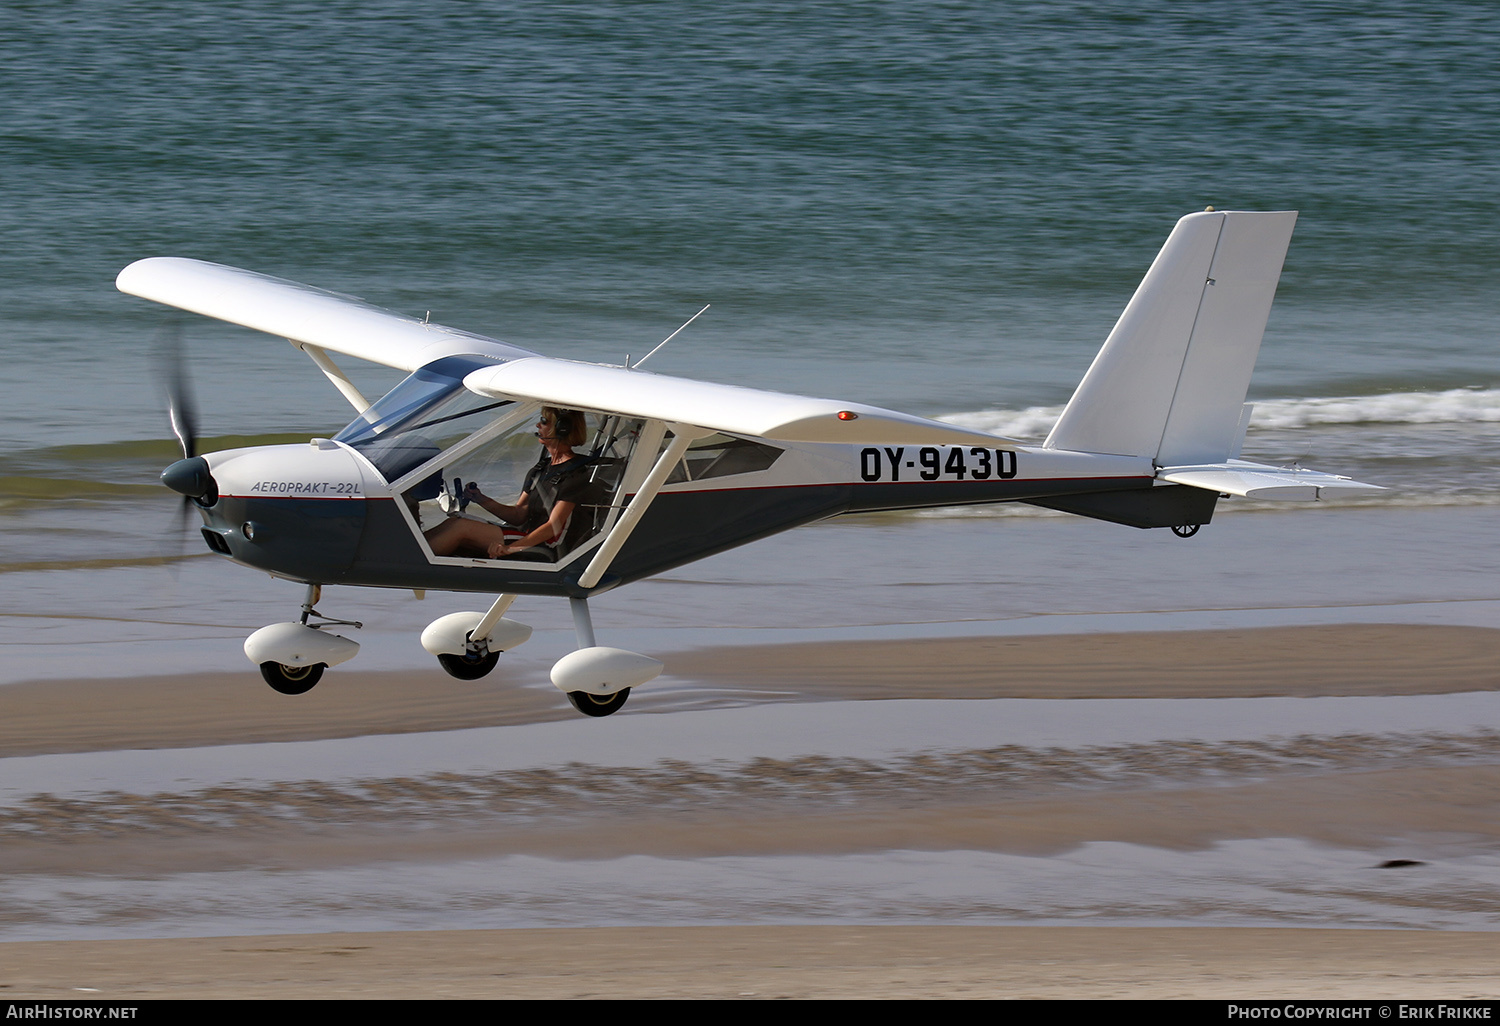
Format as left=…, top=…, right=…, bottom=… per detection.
left=462, top=358, right=1021, bottom=448
left=119, top=257, right=1020, bottom=449
left=116, top=257, right=535, bottom=371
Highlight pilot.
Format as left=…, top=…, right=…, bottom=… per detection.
left=424, top=407, right=596, bottom=560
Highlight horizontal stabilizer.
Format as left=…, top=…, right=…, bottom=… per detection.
left=1159, top=460, right=1384, bottom=501
left=464, top=358, right=1021, bottom=448
left=117, top=257, right=533, bottom=371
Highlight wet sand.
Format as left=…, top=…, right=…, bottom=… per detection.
left=5, top=623, right=1500, bottom=757
left=2, top=623, right=1498, bottom=998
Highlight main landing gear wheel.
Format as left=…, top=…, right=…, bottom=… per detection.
left=1171, top=524, right=1201, bottom=538
left=567, top=688, right=631, bottom=717
left=437, top=650, right=501, bottom=680
left=259, top=661, right=325, bottom=695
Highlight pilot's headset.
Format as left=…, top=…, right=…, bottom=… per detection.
left=543, top=407, right=587, bottom=446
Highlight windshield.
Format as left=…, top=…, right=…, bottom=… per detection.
left=335, top=356, right=512, bottom=481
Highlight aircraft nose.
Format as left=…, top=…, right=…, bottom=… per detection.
left=161, top=456, right=217, bottom=501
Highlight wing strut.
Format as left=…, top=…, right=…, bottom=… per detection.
left=577, top=423, right=706, bottom=590
left=294, top=341, right=373, bottom=413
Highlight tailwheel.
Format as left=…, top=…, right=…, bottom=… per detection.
left=259, top=661, right=324, bottom=695
left=437, top=650, right=501, bottom=680
left=567, top=688, right=630, bottom=717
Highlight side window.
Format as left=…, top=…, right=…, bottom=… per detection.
left=665, top=435, right=783, bottom=485
left=411, top=420, right=543, bottom=527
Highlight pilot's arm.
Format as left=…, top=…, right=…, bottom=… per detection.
left=488, top=500, right=575, bottom=559
left=466, top=484, right=528, bottom=525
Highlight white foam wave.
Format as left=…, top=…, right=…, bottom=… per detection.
left=1252, top=389, right=1500, bottom=429
left=937, top=405, right=1064, bottom=440
left=938, top=388, right=1500, bottom=439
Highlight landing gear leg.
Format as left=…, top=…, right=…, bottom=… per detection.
left=300, top=584, right=320, bottom=623
left=298, top=583, right=364, bottom=631
left=570, top=596, right=596, bottom=648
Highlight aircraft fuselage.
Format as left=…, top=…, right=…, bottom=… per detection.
left=185, top=437, right=1195, bottom=598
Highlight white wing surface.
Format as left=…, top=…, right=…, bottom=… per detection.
left=464, top=358, right=1021, bottom=448
left=117, top=257, right=535, bottom=371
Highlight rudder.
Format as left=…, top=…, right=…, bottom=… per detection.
left=1043, top=210, right=1297, bottom=465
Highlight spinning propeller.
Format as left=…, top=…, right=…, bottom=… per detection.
left=162, top=320, right=198, bottom=462
left=156, top=323, right=216, bottom=533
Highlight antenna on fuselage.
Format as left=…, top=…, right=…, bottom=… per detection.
left=627, top=304, right=710, bottom=370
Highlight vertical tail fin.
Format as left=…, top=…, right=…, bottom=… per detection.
left=1043, top=210, right=1297, bottom=465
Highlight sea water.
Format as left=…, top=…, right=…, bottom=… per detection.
left=3, top=0, right=1500, bottom=674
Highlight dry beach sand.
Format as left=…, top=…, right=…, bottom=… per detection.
left=4, top=925, right=1500, bottom=1000
left=1, top=623, right=1498, bottom=998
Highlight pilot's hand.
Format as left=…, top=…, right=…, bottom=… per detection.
left=464, top=483, right=485, bottom=501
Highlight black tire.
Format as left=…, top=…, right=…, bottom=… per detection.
left=437, top=650, right=501, bottom=680
left=260, top=661, right=324, bottom=695
left=567, top=688, right=630, bottom=717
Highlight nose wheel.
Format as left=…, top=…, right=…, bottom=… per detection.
left=245, top=585, right=361, bottom=695
left=259, top=660, right=325, bottom=695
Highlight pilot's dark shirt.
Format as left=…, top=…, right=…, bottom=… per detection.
left=520, top=454, right=597, bottom=554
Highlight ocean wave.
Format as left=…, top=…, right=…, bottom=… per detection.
left=938, top=388, right=1500, bottom=440
left=0, top=432, right=324, bottom=500
left=0, top=476, right=161, bottom=502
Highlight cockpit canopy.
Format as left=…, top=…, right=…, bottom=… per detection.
left=334, top=356, right=510, bottom=485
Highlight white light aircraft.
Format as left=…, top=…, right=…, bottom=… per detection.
left=118, top=209, right=1380, bottom=716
